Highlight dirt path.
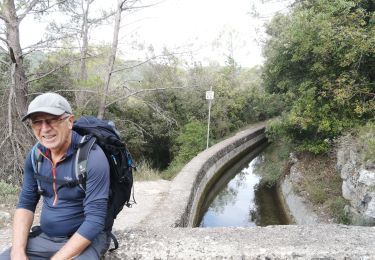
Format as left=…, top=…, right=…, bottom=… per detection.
left=113, top=180, right=170, bottom=229
left=0, top=180, right=171, bottom=253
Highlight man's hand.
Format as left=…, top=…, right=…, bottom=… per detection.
left=50, top=232, right=91, bottom=260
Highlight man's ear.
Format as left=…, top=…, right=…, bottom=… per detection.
left=68, top=115, right=75, bottom=130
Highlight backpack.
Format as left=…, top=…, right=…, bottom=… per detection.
left=31, top=115, right=135, bottom=252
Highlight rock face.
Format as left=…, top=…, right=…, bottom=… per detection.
left=337, top=134, right=375, bottom=225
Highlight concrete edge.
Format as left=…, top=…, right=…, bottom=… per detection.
left=147, top=123, right=267, bottom=228
left=107, top=225, right=375, bottom=259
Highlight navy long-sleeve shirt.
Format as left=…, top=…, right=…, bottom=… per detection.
left=17, top=131, right=110, bottom=241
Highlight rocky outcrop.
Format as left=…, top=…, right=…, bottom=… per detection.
left=337, top=134, right=375, bottom=225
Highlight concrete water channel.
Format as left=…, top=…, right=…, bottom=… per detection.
left=106, top=122, right=375, bottom=259
left=197, top=154, right=291, bottom=228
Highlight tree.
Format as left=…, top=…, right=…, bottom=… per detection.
left=0, top=0, right=64, bottom=183
left=97, top=0, right=159, bottom=119
left=51, top=0, right=114, bottom=106
left=263, top=0, right=375, bottom=153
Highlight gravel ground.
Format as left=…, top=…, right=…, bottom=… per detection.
left=0, top=180, right=171, bottom=254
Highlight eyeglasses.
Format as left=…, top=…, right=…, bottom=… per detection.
left=30, top=115, right=70, bottom=130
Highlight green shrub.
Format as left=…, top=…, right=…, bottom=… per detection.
left=357, top=121, right=375, bottom=163
left=0, top=181, right=20, bottom=204
left=160, top=160, right=185, bottom=180
left=326, top=197, right=351, bottom=225
left=174, top=120, right=206, bottom=163
left=134, top=160, right=161, bottom=181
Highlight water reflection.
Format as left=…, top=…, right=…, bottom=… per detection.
left=199, top=156, right=290, bottom=227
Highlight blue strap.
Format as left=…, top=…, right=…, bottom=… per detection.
left=30, top=143, right=40, bottom=174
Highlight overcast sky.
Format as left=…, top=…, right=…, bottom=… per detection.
left=20, top=0, right=292, bottom=68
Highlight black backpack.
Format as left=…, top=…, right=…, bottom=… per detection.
left=31, top=115, right=135, bottom=251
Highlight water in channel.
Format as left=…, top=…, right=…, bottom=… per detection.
left=198, top=155, right=290, bottom=227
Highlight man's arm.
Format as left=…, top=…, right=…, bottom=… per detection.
left=11, top=151, right=40, bottom=259
left=10, top=208, right=34, bottom=259
left=51, top=233, right=91, bottom=260
left=53, top=146, right=110, bottom=258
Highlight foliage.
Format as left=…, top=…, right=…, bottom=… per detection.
left=0, top=181, right=20, bottom=203
left=173, top=120, right=207, bottom=163
left=134, top=160, right=161, bottom=181
left=253, top=140, right=292, bottom=186
left=160, top=160, right=185, bottom=180
left=263, top=0, right=375, bottom=153
left=0, top=0, right=279, bottom=185
left=294, top=152, right=349, bottom=224
left=326, top=197, right=351, bottom=225
left=356, top=121, right=375, bottom=162
left=29, top=52, right=75, bottom=101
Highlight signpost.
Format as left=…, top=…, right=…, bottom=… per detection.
left=206, top=88, right=214, bottom=149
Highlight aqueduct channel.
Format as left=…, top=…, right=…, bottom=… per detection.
left=109, top=123, right=375, bottom=259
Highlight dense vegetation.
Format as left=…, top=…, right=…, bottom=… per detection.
left=32, top=57, right=282, bottom=178
left=263, top=0, right=375, bottom=154
left=0, top=48, right=282, bottom=184
left=258, top=0, right=375, bottom=224
left=0, top=0, right=373, bottom=190
left=0, top=0, right=285, bottom=184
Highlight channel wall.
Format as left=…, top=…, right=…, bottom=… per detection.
left=143, top=122, right=268, bottom=228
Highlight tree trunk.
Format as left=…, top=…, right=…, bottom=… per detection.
left=76, top=0, right=91, bottom=107
left=97, top=0, right=124, bottom=119
left=3, top=0, right=28, bottom=117
left=0, top=0, right=39, bottom=183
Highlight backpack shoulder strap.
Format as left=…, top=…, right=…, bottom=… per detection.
left=31, top=143, right=45, bottom=195
left=31, top=143, right=42, bottom=173
left=75, top=135, right=97, bottom=191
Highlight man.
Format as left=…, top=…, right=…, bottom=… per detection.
left=0, top=92, right=110, bottom=259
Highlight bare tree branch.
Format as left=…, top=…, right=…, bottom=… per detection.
left=105, top=86, right=187, bottom=108
left=18, top=0, right=41, bottom=21
left=118, top=119, right=153, bottom=138
left=26, top=57, right=83, bottom=84
left=22, top=33, right=78, bottom=55
left=0, top=12, right=9, bottom=23
left=124, top=0, right=166, bottom=11
left=111, top=51, right=193, bottom=74
left=0, top=36, right=8, bottom=45
left=88, top=10, right=116, bottom=25
left=19, top=0, right=69, bottom=21
left=139, top=99, right=178, bottom=127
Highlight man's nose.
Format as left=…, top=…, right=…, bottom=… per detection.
left=40, top=121, right=52, bottom=130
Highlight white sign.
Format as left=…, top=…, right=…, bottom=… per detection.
left=206, top=91, right=214, bottom=100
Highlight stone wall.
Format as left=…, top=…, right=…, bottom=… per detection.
left=337, top=134, right=375, bottom=225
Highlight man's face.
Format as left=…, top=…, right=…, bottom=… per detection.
left=29, top=113, right=74, bottom=152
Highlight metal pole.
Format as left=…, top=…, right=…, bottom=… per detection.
left=206, top=86, right=213, bottom=149
left=206, top=99, right=212, bottom=149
